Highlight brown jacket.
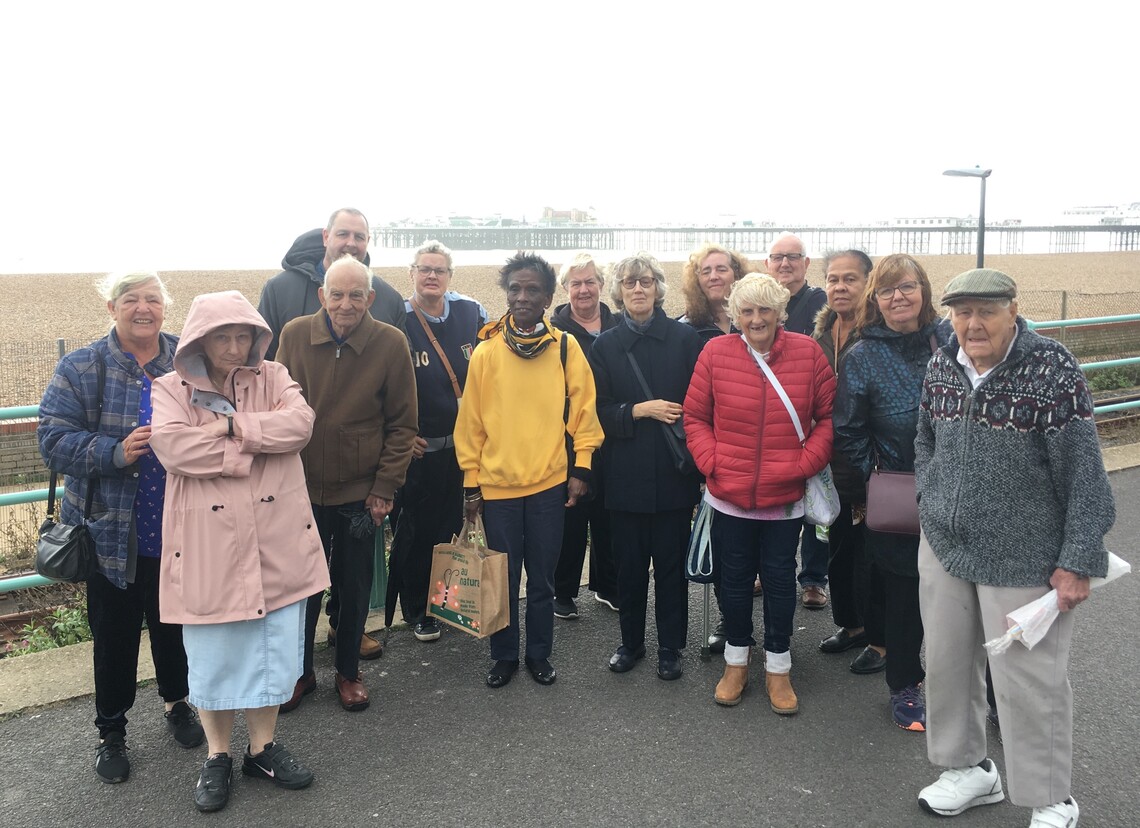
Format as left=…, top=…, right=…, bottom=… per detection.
left=277, top=308, right=418, bottom=505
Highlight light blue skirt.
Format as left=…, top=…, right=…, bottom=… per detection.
left=182, top=599, right=305, bottom=710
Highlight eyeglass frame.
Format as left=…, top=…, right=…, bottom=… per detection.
left=768, top=253, right=805, bottom=263
left=413, top=265, right=452, bottom=277
left=874, top=280, right=921, bottom=300
left=620, top=276, right=657, bottom=290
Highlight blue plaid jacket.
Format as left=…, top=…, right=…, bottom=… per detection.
left=37, top=329, right=178, bottom=588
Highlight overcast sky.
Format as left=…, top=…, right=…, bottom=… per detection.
left=3, top=1, right=1136, bottom=272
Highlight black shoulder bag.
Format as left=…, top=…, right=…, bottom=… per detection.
left=35, top=357, right=104, bottom=582
left=625, top=351, right=696, bottom=475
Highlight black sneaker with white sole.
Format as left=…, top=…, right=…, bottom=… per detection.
left=165, top=700, right=205, bottom=748
left=242, top=742, right=314, bottom=790
left=553, top=597, right=579, bottom=619
left=95, top=731, right=130, bottom=783
left=414, top=618, right=442, bottom=642
left=194, top=754, right=233, bottom=812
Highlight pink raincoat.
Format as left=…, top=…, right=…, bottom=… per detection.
left=150, top=291, right=329, bottom=625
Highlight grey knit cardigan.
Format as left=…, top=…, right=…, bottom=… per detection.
left=914, top=318, right=1114, bottom=587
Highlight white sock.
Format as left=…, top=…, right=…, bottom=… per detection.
left=724, top=643, right=750, bottom=666
left=765, top=649, right=791, bottom=674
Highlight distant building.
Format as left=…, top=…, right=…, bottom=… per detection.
left=540, top=206, right=596, bottom=226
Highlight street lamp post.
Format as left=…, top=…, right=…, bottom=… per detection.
left=943, top=167, right=992, bottom=268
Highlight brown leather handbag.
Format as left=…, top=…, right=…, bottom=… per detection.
left=864, top=469, right=920, bottom=535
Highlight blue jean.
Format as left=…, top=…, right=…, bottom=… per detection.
left=797, top=520, right=829, bottom=589
left=483, top=484, right=566, bottom=662
left=712, top=511, right=801, bottom=653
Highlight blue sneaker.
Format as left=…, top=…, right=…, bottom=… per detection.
left=890, top=683, right=926, bottom=732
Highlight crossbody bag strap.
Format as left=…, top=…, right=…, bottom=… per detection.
left=749, top=345, right=807, bottom=443
left=560, top=332, right=569, bottom=425
left=410, top=297, right=462, bottom=400
left=625, top=349, right=655, bottom=400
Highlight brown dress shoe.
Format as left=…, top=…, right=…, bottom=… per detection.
left=714, top=664, right=749, bottom=706
left=327, top=629, right=384, bottom=660
left=766, top=672, right=799, bottom=715
left=801, top=585, right=828, bottom=609
left=279, top=671, right=316, bottom=714
left=335, top=671, right=370, bottom=712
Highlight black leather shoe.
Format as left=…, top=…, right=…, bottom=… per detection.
left=194, top=754, right=233, bottom=813
left=524, top=657, right=557, bottom=685
left=850, top=646, right=887, bottom=674
left=819, top=628, right=868, bottom=654
left=608, top=644, right=647, bottom=673
left=657, top=648, right=683, bottom=681
left=486, top=659, right=519, bottom=689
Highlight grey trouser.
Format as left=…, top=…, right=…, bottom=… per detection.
left=918, top=534, right=1074, bottom=807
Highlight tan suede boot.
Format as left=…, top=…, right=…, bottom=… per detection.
left=714, top=658, right=750, bottom=706
left=766, top=671, right=799, bottom=715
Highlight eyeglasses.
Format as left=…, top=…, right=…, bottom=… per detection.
left=769, top=253, right=804, bottom=263
left=875, top=281, right=920, bottom=300
left=621, top=277, right=656, bottom=289
left=415, top=265, right=450, bottom=277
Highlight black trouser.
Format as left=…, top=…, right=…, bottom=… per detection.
left=390, top=448, right=463, bottom=625
left=828, top=502, right=867, bottom=630
left=305, top=502, right=374, bottom=679
left=871, top=568, right=925, bottom=692
left=86, top=556, right=190, bottom=739
left=553, top=490, right=618, bottom=601
left=610, top=509, right=690, bottom=653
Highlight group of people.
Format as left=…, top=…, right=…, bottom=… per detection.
left=37, top=211, right=1114, bottom=826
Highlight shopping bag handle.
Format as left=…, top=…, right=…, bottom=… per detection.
left=458, top=515, right=490, bottom=556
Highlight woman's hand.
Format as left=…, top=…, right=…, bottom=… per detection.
left=633, top=399, right=683, bottom=423
left=566, top=477, right=588, bottom=507
left=411, top=435, right=428, bottom=460
left=121, top=426, right=153, bottom=464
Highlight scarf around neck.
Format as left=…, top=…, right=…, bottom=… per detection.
left=479, top=312, right=557, bottom=359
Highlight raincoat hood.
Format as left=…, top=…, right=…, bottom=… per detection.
left=174, top=291, right=273, bottom=390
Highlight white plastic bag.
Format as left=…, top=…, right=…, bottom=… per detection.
left=984, top=552, right=1131, bottom=655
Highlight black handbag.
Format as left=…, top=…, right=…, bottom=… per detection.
left=35, top=473, right=97, bottom=583
left=625, top=351, right=696, bottom=475
left=35, top=355, right=104, bottom=583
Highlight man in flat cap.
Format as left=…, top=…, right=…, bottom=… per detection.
left=912, top=268, right=1114, bottom=827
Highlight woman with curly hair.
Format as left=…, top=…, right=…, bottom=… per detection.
left=678, top=243, right=758, bottom=344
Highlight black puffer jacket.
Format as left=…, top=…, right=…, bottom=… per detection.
left=257, top=228, right=407, bottom=359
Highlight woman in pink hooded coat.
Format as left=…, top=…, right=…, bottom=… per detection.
left=150, top=290, right=329, bottom=813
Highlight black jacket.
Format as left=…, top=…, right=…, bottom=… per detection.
left=588, top=309, right=703, bottom=514
left=549, top=302, right=617, bottom=357
left=257, top=228, right=407, bottom=359
left=812, top=305, right=864, bottom=502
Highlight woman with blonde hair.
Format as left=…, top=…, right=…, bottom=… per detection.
left=679, top=243, right=757, bottom=343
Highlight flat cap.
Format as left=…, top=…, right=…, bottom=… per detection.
left=940, top=268, right=1017, bottom=305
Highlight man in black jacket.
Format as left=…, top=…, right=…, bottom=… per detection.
left=258, top=207, right=406, bottom=360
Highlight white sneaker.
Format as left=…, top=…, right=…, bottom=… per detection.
left=1029, top=797, right=1079, bottom=828
left=918, top=758, right=1005, bottom=816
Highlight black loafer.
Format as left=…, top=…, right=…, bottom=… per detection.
left=524, top=657, right=557, bottom=685
left=819, top=628, right=868, bottom=654
left=608, top=644, right=647, bottom=673
left=849, top=646, right=887, bottom=674
left=657, top=648, right=683, bottom=681
left=486, top=659, right=519, bottom=689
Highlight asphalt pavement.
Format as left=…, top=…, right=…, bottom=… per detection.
left=1, top=467, right=1137, bottom=828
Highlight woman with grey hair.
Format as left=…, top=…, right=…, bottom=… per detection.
left=588, top=253, right=703, bottom=680
left=684, top=274, right=835, bottom=713
left=38, top=271, right=203, bottom=784
left=550, top=253, right=621, bottom=617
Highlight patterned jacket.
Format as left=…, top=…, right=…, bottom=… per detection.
left=914, top=318, right=1113, bottom=586
left=38, top=329, right=179, bottom=588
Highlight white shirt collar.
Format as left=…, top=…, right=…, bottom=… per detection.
left=957, top=329, right=1018, bottom=389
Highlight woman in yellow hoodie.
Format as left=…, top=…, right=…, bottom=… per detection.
left=456, top=252, right=604, bottom=689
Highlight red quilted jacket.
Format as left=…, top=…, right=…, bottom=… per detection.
left=683, top=329, right=835, bottom=510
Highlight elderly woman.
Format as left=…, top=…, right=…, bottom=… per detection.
left=588, top=254, right=703, bottom=679
left=684, top=274, right=835, bottom=714
left=388, top=241, right=488, bottom=643
left=455, top=252, right=604, bottom=688
left=914, top=270, right=1113, bottom=825
left=813, top=250, right=874, bottom=656
left=37, top=271, right=202, bottom=784
left=149, top=291, right=329, bottom=812
left=833, top=254, right=948, bottom=732
left=550, top=252, right=620, bottom=618
left=679, top=243, right=756, bottom=343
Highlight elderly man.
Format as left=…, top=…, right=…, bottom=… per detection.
left=766, top=232, right=829, bottom=609
left=275, top=255, right=418, bottom=712
left=259, top=207, right=406, bottom=360
left=259, top=207, right=406, bottom=661
left=914, top=269, right=1114, bottom=827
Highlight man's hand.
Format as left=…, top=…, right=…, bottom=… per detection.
left=566, top=477, right=588, bottom=508
left=1050, top=567, right=1091, bottom=612
left=365, top=495, right=393, bottom=526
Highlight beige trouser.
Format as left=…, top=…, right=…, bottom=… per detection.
left=918, top=534, right=1074, bottom=807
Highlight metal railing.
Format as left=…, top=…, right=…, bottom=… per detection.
left=2, top=313, right=1138, bottom=595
